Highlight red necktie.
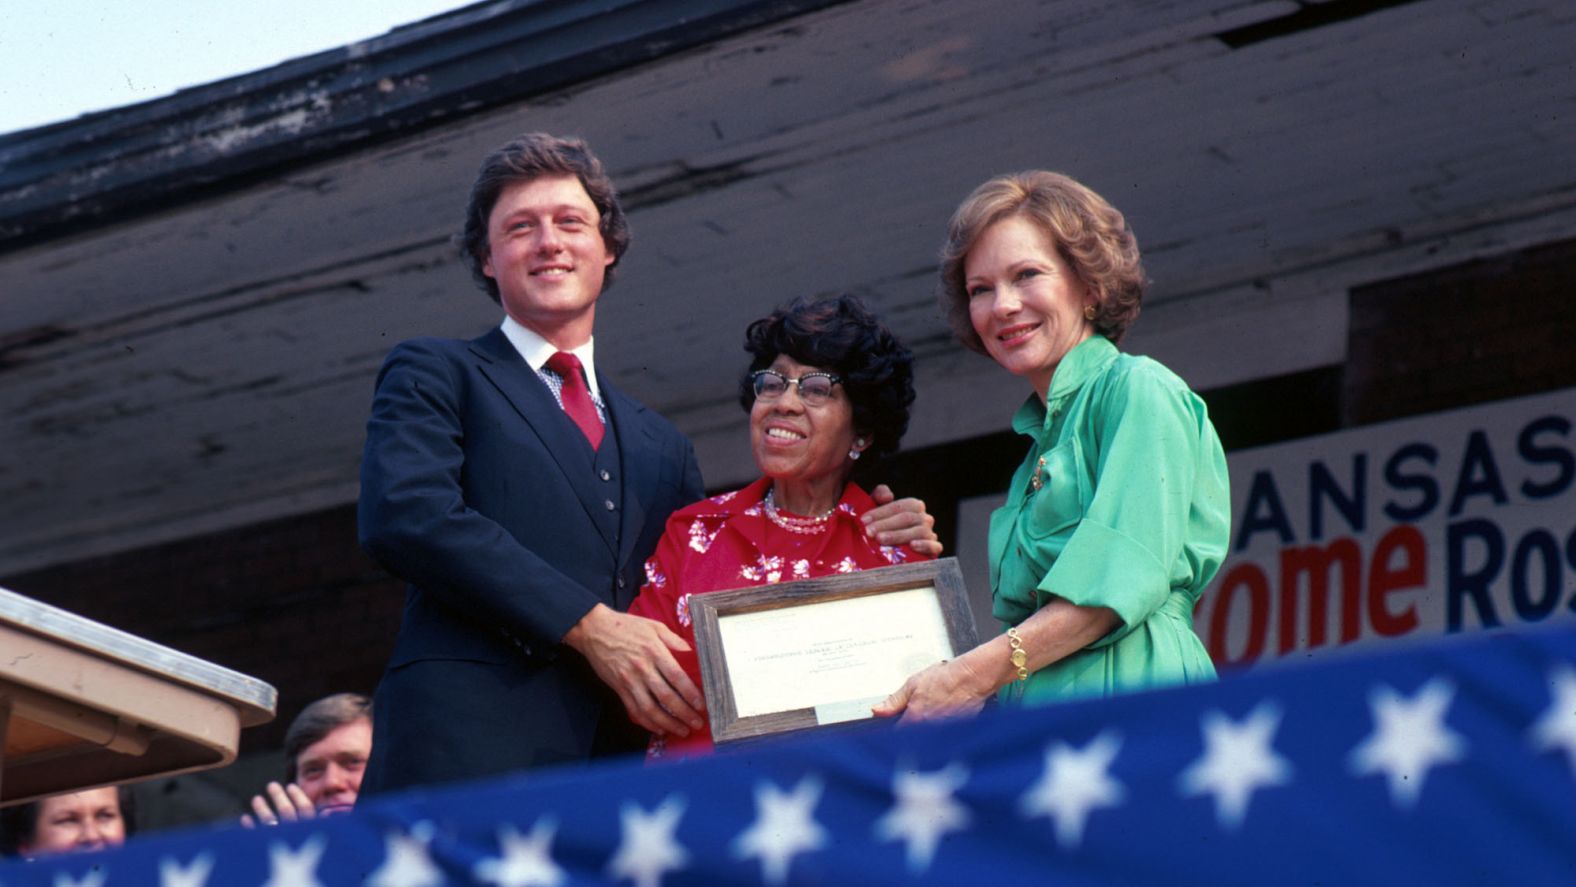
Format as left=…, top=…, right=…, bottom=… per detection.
left=545, top=351, right=604, bottom=450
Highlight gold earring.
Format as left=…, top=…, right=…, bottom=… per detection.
left=1083, top=305, right=1096, bottom=321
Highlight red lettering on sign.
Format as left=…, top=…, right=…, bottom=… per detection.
left=1369, top=525, right=1425, bottom=636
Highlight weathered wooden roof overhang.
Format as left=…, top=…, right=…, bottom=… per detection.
left=0, top=0, right=849, bottom=253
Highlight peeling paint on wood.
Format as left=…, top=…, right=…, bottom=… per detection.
left=1, top=0, right=1575, bottom=577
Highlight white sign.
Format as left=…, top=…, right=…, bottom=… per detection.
left=1196, top=386, right=1576, bottom=670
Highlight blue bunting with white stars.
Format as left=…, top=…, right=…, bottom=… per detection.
left=7, top=624, right=1576, bottom=886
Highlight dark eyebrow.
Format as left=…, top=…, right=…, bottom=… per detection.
left=498, top=202, right=593, bottom=221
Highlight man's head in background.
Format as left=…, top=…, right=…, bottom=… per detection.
left=284, top=692, right=372, bottom=815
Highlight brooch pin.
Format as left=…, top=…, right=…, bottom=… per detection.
left=1029, top=455, right=1048, bottom=491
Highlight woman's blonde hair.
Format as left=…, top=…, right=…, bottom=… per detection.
left=939, top=171, right=1146, bottom=352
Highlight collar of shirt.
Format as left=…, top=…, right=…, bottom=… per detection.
left=500, top=315, right=602, bottom=402
left=1010, top=334, right=1118, bottom=437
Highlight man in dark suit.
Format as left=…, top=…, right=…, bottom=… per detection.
left=357, top=134, right=936, bottom=792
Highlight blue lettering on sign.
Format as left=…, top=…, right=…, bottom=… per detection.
left=1510, top=529, right=1562, bottom=622
left=1446, top=518, right=1503, bottom=631
left=1309, top=454, right=1366, bottom=542
left=1448, top=430, right=1509, bottom=517
left=1518, top=415, right=1574, bottom=500
left=1382, top=442, right=1438, bottom=523
left=1236, top=470, right=1294, bottom=552
left=1446, top=519, right=1576, bottom=631
left=1234, top=411, right=1574, bottom=556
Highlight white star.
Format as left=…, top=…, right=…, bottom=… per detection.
left=52, top=869, right=107, bottom=887
left=874, top=762, right=971, bottom=871
left=368, top=822, right=444, bottom=887
left=262, top=834, right=327, bottom=887
left=1349, top=678, right=1466, bottom=808
left=474, top=819, right=564, bottom=887
left=732, top=776, right=828, bottom=885
left=1530, top=666, right=1576, bottom=777
left=1020, top=731, right=1125, bottom=848
left=159, top=853, right=215, bottom=887
left=1179, top=701, right=1293, bottom=829
left=607, top=796, right=688, bottom=887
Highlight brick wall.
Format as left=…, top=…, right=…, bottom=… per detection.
left=1344, top=237, right=1576, bottom=426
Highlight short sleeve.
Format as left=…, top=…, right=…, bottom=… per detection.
left=1039, top=362, right=1218, bottom=645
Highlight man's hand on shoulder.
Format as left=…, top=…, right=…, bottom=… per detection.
left=563, top=604, right=706, bottom=737
left=864, top=484, right=942, bottom=556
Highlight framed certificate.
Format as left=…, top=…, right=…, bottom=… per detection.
left=689, top=557, right=978, bottom=745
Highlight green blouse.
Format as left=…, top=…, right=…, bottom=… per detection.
left=988, top=335, right=1229, bottom=706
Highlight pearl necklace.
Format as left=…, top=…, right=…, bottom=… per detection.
left=763, top=488, right=836, bottom=535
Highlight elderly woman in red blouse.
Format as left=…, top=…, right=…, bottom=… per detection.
left=629, top=294, right=936, bottom=757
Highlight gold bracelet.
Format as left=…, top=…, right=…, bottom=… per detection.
left=1006, top=627, right=1029, bottom=681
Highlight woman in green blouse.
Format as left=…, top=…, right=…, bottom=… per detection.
left=876, top=171, right=1229, bottom=720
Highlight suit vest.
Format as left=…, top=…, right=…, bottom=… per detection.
left=555, top=403, right=624, bottom=552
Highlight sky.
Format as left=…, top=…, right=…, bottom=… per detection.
left=0, top=1, right=470, bottom=136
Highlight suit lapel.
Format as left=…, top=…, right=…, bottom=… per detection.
left=469, top=329, right=618, bottom=558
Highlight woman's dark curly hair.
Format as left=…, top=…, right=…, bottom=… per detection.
left=738, top=294, right=915, bottom=479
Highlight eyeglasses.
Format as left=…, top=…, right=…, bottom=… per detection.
left=750, top=369, right=843, bottom=406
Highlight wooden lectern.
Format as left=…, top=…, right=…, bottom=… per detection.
left=0, top=585, right=276, bottom=805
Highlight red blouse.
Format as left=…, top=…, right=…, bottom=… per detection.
left=626, top=476, right=931, bottom=758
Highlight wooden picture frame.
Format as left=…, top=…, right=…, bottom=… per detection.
left=690, top=557, right=978, bottom=746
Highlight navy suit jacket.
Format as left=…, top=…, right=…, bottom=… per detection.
left=356, top=327, right=703, bottom=791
